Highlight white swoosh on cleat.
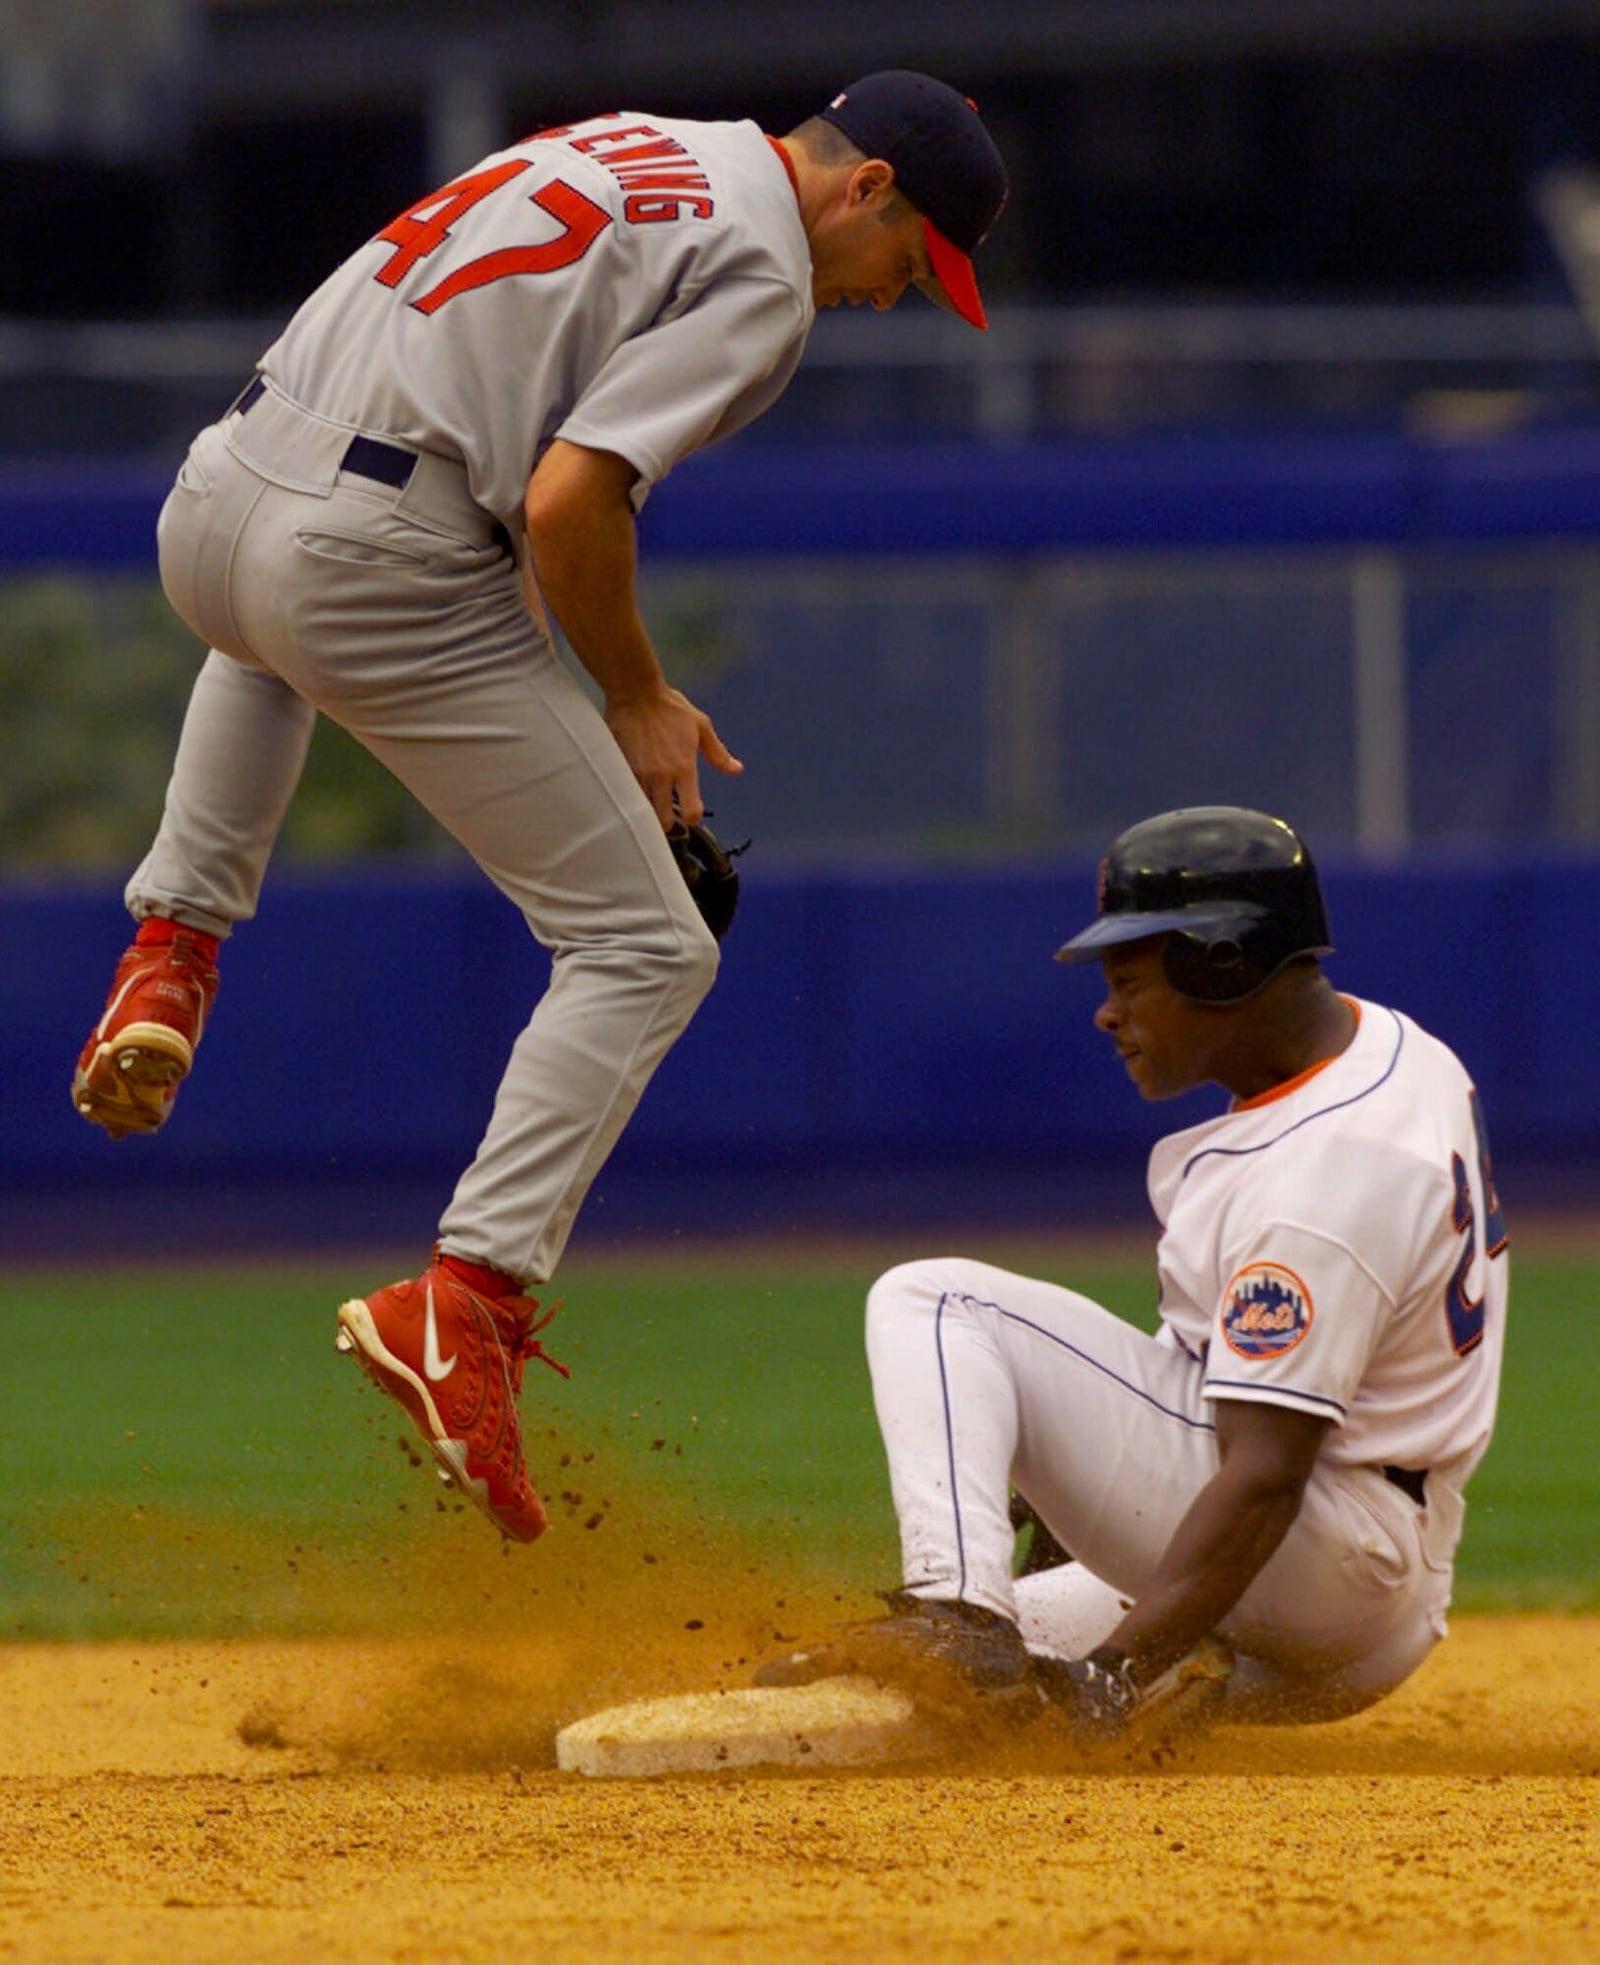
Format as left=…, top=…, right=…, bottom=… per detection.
left=423, top=1282, right=458, bottom=1383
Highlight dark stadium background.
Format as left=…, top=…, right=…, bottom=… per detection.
left=6, top=0, right=1600, bottom=1256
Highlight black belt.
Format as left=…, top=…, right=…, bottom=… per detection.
left=339, top=434, right=417, bottom=489
left=231, top=376, right=417, bottom=491
left=1382, top=1464, right=1428, bottom=1507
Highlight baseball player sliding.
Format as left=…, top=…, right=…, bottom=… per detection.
left=69, top=74, right=1007, bottom=1542
left=761, top=808, right=1508, bottom=1736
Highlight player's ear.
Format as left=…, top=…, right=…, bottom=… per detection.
left=847, top=158, right=896, bottom=207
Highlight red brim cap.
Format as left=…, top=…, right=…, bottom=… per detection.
left=924, top=216, right=987, bottom=331
left=927, top=216, right=990, bottom=328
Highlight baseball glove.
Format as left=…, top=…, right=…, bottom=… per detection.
left=667, top=818, right=746, bottom=941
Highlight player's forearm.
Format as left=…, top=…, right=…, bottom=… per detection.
left=1103, top=1469, right=1302, bottom=1682
left=524, top=440, right=672, bottom=711
left=528, top=511, right=667, bottom=708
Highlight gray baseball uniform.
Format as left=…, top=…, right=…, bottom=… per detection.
left=131, top=112, right=815, bottom=1283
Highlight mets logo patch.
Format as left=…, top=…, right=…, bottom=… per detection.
left=1221, top=1262, right=1313, bottom=1359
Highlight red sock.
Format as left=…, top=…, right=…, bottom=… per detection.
left=136, top=917, right=221, bottom=964
left=436, top=1249, right=525, bottom=1300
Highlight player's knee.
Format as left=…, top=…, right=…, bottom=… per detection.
left=672, top=911, right=720, bottom=1000
left=638, top=907, right=719, bottom=1021
left=556, top=901, right=717, bottom=1023
left=866, top=1257, right=975, bottom=1334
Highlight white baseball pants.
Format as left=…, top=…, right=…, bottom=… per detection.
left=866, top=1257, right=1460, bottom=1721
left=133, top=388, right=718, bottom=1284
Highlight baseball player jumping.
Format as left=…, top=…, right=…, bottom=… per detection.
left=760, top=808, right=1508, bottom=1736
left=69, top=73, right=1007, bottom=1542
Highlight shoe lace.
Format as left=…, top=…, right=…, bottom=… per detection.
left=162, top=928, right=219, bottom=980
left=498, top=1296, right=571, bottom=1393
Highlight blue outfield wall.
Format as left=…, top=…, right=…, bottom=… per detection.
left=6, top=856, right=1600, bottom=1260
left=8, top=419, right=1600, bottom=569
left=8, top=418, right=1600, bottom=1251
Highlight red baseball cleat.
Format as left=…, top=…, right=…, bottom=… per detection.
left=72, top=922, right=219, bottom=1139
left=335, top=1256, right=569, bottom=1543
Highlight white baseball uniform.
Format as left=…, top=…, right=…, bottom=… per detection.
left=129, top=112, right=815, bottom=1284
left=865, top=997, right=1508, bottom=1719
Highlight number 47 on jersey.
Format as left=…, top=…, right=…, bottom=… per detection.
left=372, top=162, right=613, bottom=315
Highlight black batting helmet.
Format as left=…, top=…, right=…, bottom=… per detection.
left=1054, top=807, right=1333, bottom=1004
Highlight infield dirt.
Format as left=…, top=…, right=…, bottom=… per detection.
left=0, top=1551, right=1593, bottom=1964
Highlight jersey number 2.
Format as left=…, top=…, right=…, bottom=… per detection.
left=1445, top=1088, right=1506, bottom=1358
left=373, top=162, right=612, bottom=315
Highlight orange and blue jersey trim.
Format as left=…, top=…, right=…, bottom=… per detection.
left=1230, top=1000, right=1363, bottom=1112
left=1181, top=1002, right=1404, bottom=1186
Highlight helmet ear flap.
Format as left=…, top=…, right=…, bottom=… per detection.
left=1162, top=931, right=1265, bottom=1004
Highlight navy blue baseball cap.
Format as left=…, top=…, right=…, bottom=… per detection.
left=819, top=70, right=1008, bottom=330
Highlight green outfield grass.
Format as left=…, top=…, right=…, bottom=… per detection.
left=0, top=1246, right=1591, bottom=1640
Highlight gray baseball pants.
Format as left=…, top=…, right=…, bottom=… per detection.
left=133, top=383, right=719, bottom=1284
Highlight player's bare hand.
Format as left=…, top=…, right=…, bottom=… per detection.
left=606, top=686, right=742, bottom=829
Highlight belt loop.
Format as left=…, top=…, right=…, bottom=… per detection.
left=222, top=382, right=491, bottom=539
